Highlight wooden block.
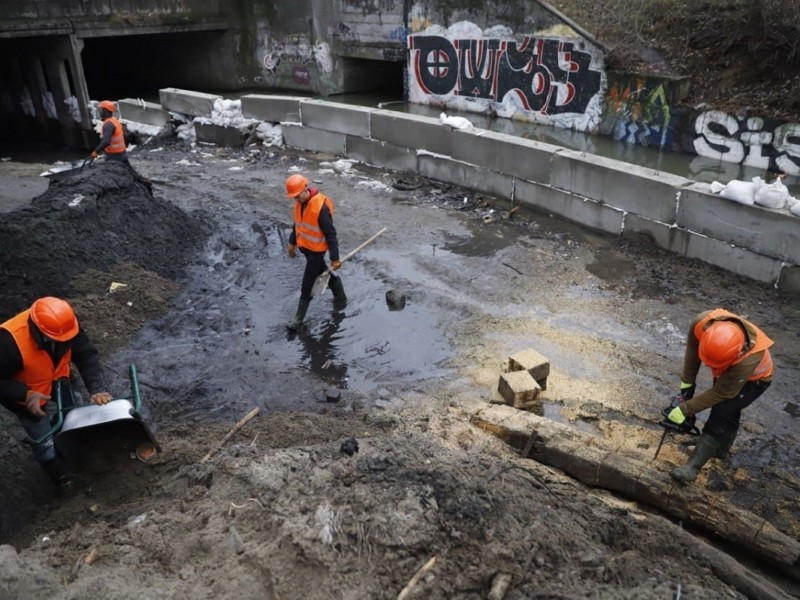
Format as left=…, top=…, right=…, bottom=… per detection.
left=498, top=370, right=542, bottom=410
left=508, top=348, right=550, bottom=389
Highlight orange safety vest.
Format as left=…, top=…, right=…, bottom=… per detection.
left=104, top=117, right=126, bottom=155
left=694, top=309, right=774, bottom=380
left=1, top=310, right=71, bottom=406
left=293, top=192, right=334, bottom=252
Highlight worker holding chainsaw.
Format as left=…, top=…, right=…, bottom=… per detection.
left=666, top=308, right=774, bottom=484
left=91, top=100, right=129, bottom=165
left=284, top=173, right=346, bottom=330
left=0, top=297, right=112, bottom=492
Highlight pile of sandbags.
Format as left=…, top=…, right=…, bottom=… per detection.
left=710, top=175, right=800, bottom=216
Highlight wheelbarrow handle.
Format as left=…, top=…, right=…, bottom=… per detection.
left=33, top=380, right=67, bottom=445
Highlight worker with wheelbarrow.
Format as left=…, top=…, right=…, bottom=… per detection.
left=0, top=297, right=112, bottom=493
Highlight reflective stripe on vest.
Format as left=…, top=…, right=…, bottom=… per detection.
left=104, top=117, right=126, bottom=155
left=0, top=310, right=72, bottom=404
left=294, top=192, right=334, bottom=252
left=694, top=309, right=774, bottom=380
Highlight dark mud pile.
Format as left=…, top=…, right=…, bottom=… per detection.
left=0, top=161, right=211, bottom=315
left=0, top=161, right=212, bottom=541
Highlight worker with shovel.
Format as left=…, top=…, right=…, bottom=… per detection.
left=91, top=100, right=129, bottom=165
left=0, top=297, right=112, bottom=492
left=666, top=308, right=774, bottom=484
left=285, top=174, right=346, bottom=330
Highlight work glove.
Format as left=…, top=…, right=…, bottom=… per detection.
left=90, top=151, right=99, bottom=159
left=679, top=381, right=696, bottom=400
left=25, top=390, right=49, bottom=418
left=667, top=403, right=687, bottom=426
left=89, top=392, right=112, bottom=405
left=331, top=260, right=342, bottom=271
left=287, top=243, right=296, bottom=258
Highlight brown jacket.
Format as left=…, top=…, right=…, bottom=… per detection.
left=681, top=310, right=773, bottom=414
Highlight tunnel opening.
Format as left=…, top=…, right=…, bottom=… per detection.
left=80, top=30, right=229, bottom=103
left=337, top=57, right=405, bottom=100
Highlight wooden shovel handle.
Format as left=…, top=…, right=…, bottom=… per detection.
left=339, top=227, right=387, bottom=265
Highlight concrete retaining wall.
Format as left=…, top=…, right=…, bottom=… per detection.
left=180, top=90, right=800, bottom=295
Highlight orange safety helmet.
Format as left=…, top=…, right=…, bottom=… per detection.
left=98, top=100, right=116, bottom=113
left=285, top=174, right=309, bottom=198
left=698, top=321, right=745, bottom=369
left=30, top=297, right=79, bottom=342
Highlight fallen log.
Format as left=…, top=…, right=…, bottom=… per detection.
left=471, top=404, right=800, bottom=582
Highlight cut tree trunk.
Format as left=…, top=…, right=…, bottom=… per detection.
left=470, top=403, right=800, bottom=582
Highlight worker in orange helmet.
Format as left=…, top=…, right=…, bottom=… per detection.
left=284, top=173, right=346, bottom=330
left=666, top=308, right=774, bottom=483
left=0, top=297, right=113, bottom=492
left=90, top=100, right=129, bottom=165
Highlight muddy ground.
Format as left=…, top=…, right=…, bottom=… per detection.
left=0, top=141, right=798, bottom=600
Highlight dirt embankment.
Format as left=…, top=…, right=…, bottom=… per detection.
left=0, top=147, right=798, bottom=600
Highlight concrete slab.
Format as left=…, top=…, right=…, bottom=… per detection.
left=241, top=94, right=305, bottom=123
left=282, top=124, right=346, bottom=155
left=679, top=182, right=800, bottom=265
left=118, top=99, right=169, bottom=127
left=370, top=109, right=452, bottom=156
left=158, top=88, right=221, bottom=117
left=194, top=122, right=243, bottom=147
left=418, top=154, right=514, bottom=200
left=777, top=265, right=800, bottom=295
left=515, top=179, right=625, bottom=235
left=452, top=129, right=559, bottom=185
left=301, top=100, right=372, bottom=137
left=346, top=136, right=417, bottom=173
left=549, top=150, right=690, bottom=224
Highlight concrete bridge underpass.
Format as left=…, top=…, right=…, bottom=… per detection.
left=0, top=0, right=406, bottom=149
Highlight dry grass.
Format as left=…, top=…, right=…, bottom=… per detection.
left=549, top=0, right=800, bottom=119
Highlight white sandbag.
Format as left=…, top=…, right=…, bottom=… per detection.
left=710, top=181, right=726, bottom=194
left=791, top=200, right=800, bottom=218
left=754, top=178, right=789, bottom=209
left=718, top=179, right=756, bottom=205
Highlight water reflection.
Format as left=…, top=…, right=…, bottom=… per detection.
left=383, top=100, right=799, bottom=196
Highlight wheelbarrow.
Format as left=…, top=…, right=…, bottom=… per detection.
left=36, top=364, right=161, bottom=469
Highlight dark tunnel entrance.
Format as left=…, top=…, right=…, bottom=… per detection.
left=80, top=30, right=229, bottom=102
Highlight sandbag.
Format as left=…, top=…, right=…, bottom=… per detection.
left=718, top=179, right=756, bottom=205
left=754, top=178, right=789, bottom=209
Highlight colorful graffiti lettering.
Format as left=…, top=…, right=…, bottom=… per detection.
left=693, top=111, right=800, bottom=175
left=604, top=79, right=674, bottom=148
left=408, top=34, right=602, bottom=116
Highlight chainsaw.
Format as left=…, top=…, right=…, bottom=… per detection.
left=652, top=395, right=702, bottom=460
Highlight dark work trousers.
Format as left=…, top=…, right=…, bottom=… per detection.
left=299, top=248, right=328, bottom=301
left=703, top=379, right=771, bottom=441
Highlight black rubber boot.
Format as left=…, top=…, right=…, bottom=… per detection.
left=286, top=299, right=311, bottom=331
left=670, top=434, right=723, bottom=484
left=40, top=456, right=75, bottom=494
left=714, top=429, right=737, bottom=459
left=328, top=276, right=347, bottom=306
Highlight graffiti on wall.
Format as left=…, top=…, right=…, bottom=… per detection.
left=602, top=79, right=677, bottom=149
left=407, top=23, right=604, bottom=131
left=692, top=111, right=800, bottom=176
left=259, top=35, right=332, bottom=85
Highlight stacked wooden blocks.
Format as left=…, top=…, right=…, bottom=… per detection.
left=497, top=348, right=550, bottom=410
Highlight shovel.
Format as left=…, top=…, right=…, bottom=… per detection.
left=311, top=227, right=387, bottom=298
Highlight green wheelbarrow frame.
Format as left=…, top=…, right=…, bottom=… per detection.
left=36, top=364, right=161, bottom=467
